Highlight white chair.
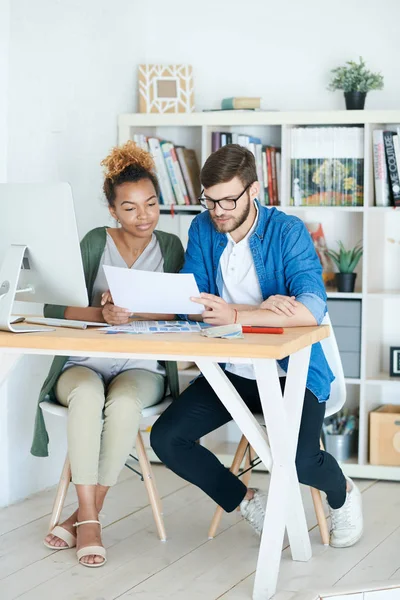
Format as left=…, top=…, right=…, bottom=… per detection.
left=208, top=314, right=347, bottom=545
left=40, top=396, right=172, bottom=542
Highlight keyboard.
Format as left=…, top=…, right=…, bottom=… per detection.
left=23, top=317, right=110, bottom=330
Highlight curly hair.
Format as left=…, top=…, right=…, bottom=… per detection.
left=101, top=140, right=160, bottom=206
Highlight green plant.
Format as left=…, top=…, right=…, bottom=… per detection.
left=327, top=241, right=363, bottom=273
left=328, top=56, right=384, bottom=93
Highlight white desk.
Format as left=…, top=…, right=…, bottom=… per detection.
left=0, top=324, right=329, bottom=599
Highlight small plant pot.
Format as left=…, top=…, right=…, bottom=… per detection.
left=344, top=91, right=366, bottom=110
left=336, top=272, right=357, bottom=293
left=324, top=433, right=356, bottom=462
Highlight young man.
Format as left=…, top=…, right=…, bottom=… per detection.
left=151, top=144, right=363, bottom=548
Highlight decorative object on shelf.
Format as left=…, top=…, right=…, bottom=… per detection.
left=323, top=409, right=358, bottom=462
left=291, top=127, right=364, bottom=206
left=305, top=222, right=335, bottom=288
left=328, top=56, right=384, bottom=110
left=327, top=241, right=363, bottom=293
left=138, top=64, right=195, bottom=114
left=370, top=405, right=400, bottom=466
left=389, top=346, right=400, bottom=377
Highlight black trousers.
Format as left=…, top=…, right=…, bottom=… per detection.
left=151, top=372, right=347, bottom=511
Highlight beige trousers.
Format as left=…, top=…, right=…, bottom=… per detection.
left=55, top=366, right=165, bottom=486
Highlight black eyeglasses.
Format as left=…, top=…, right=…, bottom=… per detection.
left=198, top=182, right=253, bottom=211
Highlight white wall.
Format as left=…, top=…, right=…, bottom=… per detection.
left=5, top=355, right=66, bottom=503
left=7, top=0, right=400, bottom=237
left=0, top=0, right=10, bottom=182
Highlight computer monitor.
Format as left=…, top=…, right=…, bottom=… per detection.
left=0, top=183, right=88, bottom=332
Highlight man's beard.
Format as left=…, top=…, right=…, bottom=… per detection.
left=211, top=199, right=251, bottom=233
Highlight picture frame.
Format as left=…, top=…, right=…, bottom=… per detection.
left=389, top=346, right=400, bottom=377
left=138, top=64, right=195, bottom=114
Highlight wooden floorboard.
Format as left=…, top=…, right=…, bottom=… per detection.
left=0, top=467, right=399, bottom=600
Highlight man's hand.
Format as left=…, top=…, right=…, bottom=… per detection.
left=190, top=293, right=236, bottom=325
left=101, top=290, right=132, bottom=325
left=260, top=295, right=297, bottom=317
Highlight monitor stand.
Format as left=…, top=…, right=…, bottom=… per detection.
left=0, top=245, right=53, bottom=333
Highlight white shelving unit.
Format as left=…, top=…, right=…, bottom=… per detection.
left=119, top=110, right=400, bottom=481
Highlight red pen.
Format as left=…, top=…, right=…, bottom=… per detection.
left=242, top=326, right=284, bottom=334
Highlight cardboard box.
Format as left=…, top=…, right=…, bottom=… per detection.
left=369, top=405, right=400, bottom=466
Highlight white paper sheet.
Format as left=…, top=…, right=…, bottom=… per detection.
left=103, top=266, right=203, bottom=314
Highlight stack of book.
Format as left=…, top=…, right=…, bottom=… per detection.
left=133, top=134, right=201, bottom=205
left=220, top=97, right=261, bottom=110
left=211, top=131, right=281, bottom=205
left=290, top=127, right=364, bottom=207
left=373, top=128, right=400, bottom=207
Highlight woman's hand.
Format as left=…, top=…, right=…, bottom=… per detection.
left=101, top=290, right=113, bottom=306
left=190, top=293, right=236, bottom=325
left=260, top=295, right=297, bottom=317
left=101, top=290, right=132, bottom=325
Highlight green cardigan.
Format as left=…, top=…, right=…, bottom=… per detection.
left=31, top=226, right=185, bottom=457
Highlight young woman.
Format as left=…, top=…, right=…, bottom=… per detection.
left=32, top=141, right=184, bottom=567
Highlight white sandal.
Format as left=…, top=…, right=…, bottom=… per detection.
left=73, top=519, right=107, bottom=568
left=43, top=525, right=77, bottom=550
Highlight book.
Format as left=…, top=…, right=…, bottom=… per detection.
left=254, top=143, right=265, bottom=204
left=372, top=130, right=391, bottom=207
left=383, top=131, right=400, bottom=207
left=290, top=127, right=364, bottom=207
left=238, top=134, right=249, bottom=148
left=265, top=147, right=274, bottom=205
left=212, top=131, right=221, bottom=152
left=133, top=134, right=149, bottom=152
left=270, top=147, right=278, bottom=206
left=175, top=147, right=201, bottom=205
left=221, top=97, right=261, bottom=110
left=160, top=142, right=185, bottom=205
left=169, top=145, right=190, bottom=205
left=275, top=150, right=281, bottom=205
left=262, top=149, right=270, bottom=205
left=392, top=134, right=400, bottom=207
left=148, top=138, right=175, bottom=205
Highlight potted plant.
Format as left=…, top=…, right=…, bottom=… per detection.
left=328, top=56, right=384, bottom=110
left=327, top=241, right=363, bottom=293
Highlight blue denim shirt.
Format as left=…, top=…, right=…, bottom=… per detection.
left=181, top=200, right=334, bottom=402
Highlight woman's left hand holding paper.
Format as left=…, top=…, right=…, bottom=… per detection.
left=101, top=291, right=132, bottom=325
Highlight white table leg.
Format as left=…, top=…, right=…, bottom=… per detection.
left=252, top=347, right=312, bottom=600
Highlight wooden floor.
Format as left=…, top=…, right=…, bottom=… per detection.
left=0, top=466, right=400, bottom=600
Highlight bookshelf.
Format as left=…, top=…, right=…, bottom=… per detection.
left=119, top=110, right=400, bottom=482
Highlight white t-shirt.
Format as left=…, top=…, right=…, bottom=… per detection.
left=63, top=232, right=166, bottom=383
left=220, top=204, right=286, bottom=380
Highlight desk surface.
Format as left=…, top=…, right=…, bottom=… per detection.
left=0, top=325, right=329, bottom=360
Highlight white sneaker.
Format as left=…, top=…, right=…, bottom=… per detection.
left=240, top=488, right=267, bottom=536
left=329, top=478, right=363, bottom=548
